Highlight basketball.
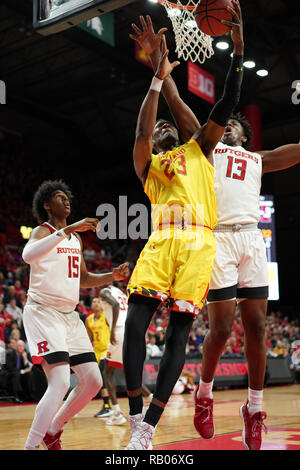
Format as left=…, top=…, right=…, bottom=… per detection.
left=194, top=0, right=235, bottom=37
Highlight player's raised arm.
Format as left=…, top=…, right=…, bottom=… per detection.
left=260, top=144, right=300, bottom=174
left=22, top=217, right=99, bottom=264
left=194, top=0, right=244, bottom=159
left=130, top=15, right=200, bottom=143
left=133, top=34, right=180, bottom=184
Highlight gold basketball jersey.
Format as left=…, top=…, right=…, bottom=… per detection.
left=144, top=139, right=217, bottom=230
left=86, top=312, right=110, bottom=358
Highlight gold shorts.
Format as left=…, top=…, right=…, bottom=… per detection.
left=127, top=226, right=216, bottom=318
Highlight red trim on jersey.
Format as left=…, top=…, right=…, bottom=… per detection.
left=41, top=223, right=56, bottom=234
left=107, top=360, right=123, bottom=370
left=31, top=355, right=44, bottom=365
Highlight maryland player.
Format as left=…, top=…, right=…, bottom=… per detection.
left=132, top=6, right=300, bottom=451
left=124, top=16, right=244, bottom=450
left=85, top=296, right=112, bottom=418
left=85, top=297, right=110, bottom=365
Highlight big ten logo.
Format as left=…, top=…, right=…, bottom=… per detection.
left=291, top=81, right=300, bottom=105
left=0, top=81, right=6, bottom=104
left=188, top=62, right=215, bottom=104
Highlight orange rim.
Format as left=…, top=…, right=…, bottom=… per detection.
left=158, top=0, right=195, bottom=11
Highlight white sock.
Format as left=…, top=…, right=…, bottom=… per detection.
left=24, top=362, right=70, bottom=450
left=112, top=404, right=121, bottom=415
left=48, top=362, right=102, bottom=435
left=247, top=388, right=263, bottom=416
left=197, top=379, right=214, bottom=399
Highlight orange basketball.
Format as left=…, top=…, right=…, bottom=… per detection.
left=194, top=0, right=235, bottom=37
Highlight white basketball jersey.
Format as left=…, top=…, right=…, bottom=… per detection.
left=28, top=222, right=81, bottom=313
left=101, top=285, right=128, bottom=329
left=213, top=142, right=262, bottom=225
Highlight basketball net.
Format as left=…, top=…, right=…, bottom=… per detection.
left=158, top=0, right=214, bottom=64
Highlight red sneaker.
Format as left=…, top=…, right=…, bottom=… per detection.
left=42, top=430, right=63, bottom=450
left=193, top=384, right=214, bottom=439
left=240, top=401, right=267, bottom=450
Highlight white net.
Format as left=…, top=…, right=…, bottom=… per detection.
left=158, top=0, right=214, bottom=64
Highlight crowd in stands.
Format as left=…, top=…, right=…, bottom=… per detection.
left=1, top=234, right=300, bottom=402
left=0, top=132, right=299, bottom=402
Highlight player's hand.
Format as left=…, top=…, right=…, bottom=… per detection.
left=112, top=262, right=130, bottom=281
left=222, top=0, right=244, bottom=51
left=155, top=35, right=180, bottom=81
left=130, top=15, right=168, bottom=55
left=110, top=329, right=117, bottom=346
left=65, top=218, right=100, bottom=235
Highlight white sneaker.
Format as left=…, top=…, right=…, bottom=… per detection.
left=125, top=421, right=155, bottom=450
left=106, top=412, right=127, bottom=426
left=128, top=413, right=144, bottom=437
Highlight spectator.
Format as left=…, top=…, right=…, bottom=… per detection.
left=146, top=335, right=163, bottom=359
left=0, top=318, right=5, bottom=342
left=195, top=328, right=205, bottom=348
left=155, top=327, right=165, bottom=350
left=83, top=244, right=96, bottom=262
left=187, top=330, right=197, bottom=356
left=3, top=339, right=33, bottom=402
left=5, top=297, right=23, bottom=325
left=14, top=280, right=26, bottom=299
left=4, top=319, right=22, bottom=345
left=0, top=301, right=13, bottom=326
left=272, top=340, right=285, bottom=356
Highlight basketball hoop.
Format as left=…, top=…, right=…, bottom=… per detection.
left=158, top=0, right=214, bottom=63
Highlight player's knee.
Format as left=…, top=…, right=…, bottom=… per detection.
left=211, top=323, right=231, bottom=344
left=89, top=367, right=103, bottom=395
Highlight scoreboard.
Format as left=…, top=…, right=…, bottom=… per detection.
left=259, top=195, right=279, bottom=300
left=33, top=0, right=136, bottom=35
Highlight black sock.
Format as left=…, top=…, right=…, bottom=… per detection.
left=103, top=396, right=110, bottom=407
left=128, top=394, right=143, bottom=415
left=144, top=403, right=164, bottom=427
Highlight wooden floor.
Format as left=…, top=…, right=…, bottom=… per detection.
left=1, top=384, right=300, bottom=451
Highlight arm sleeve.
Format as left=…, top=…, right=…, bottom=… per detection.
left=22, top=229, right=67, bottom=264
left=208, top=54, right=244, bottom=127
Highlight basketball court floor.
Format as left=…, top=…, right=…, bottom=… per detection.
left=1, top=384, right=300, bottom=451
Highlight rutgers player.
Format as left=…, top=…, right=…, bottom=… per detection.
left=131, top=10, right=300, bottom=450
left=93, top=284, right=128, bottom=425
left=22, top=180, right=129, bottom=450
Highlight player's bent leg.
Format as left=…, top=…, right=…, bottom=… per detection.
left=123, top=294, right=160, bottom=419
left=239, top=298, right=268, bottom=390
left=24, top=361, right=70, bottom=450
left=202, top=299, right=237, bottom=383
left=238, top=297, right=268, bottom=450
left=48, top=361, right=102, bottom=438
left=103, top=363, right=127, bottom=425
left=125, top=311, right=194, bottom=450
left=193, top=298, right=236, bottom=439
left=104, top=363, right=117, bottom=405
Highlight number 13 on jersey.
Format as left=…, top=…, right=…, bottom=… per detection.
left=226, top=156, right=247, bottom=181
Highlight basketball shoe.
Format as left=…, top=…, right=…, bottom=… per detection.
left=42, top=430, right=63, bottom=450
left=106, top=412, right=127, bottom=426
left=128, top=413, right=144, bottom=436
left=193, top=384, right=214, bottom=439
left=240, top=401, right=267, bottom=450
left=94, top=405, right=114, bottom=419
left=125, top=421, right=155, bottom=450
